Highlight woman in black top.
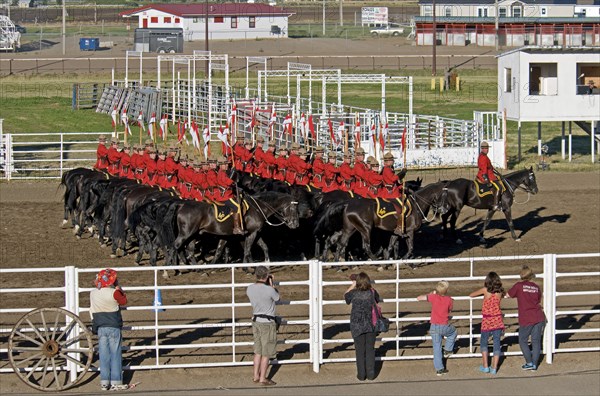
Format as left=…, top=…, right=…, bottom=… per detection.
left=344, top=272, right=381, bottom=381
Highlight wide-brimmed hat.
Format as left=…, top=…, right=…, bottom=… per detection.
left=98, top=134, right=107, bottom=141
left=343, top=152, right=352, bottom=159
left=290, top=142, right=300, bottom=150
left=148, top=147, right=157, bottom=154
left=110, top=137, right=119, bottom=144
left=383, top=152, right=394, bottom=161
left=367, top=156, right=379, bottom=166
left=314, top=146, right=324, bottom=153
left=268, top=141, right=276, bottom=147
left=144, top=138, right=154, bottom=146
left=123, top=143, right=131, bottom=150
left=355, top=147, right=365, bottom=155
left=94, top=268, right=117, bottom=289
left=236, top=132, right=245, bottom=139
left=256, top=136, right=265, bottom=143
left=298, top=148, right=307, bottom=156
left=480, top=141, right=490, bottom=149
left=217, top=156, right=229, bottom=165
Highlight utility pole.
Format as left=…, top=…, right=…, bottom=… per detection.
left=339, top=0, right=343, bottom=27
left=495, top=0, right=499, bottom=51
left=205, top=0, right=209, bottom=76
left=432, top=0, right=436, bottom=76
left=62, top=0, right=66, bottom=55
left=322, top=0, right=326, bottom=36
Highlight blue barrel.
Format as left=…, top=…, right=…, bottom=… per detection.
left=79, top=38, right=100, bottom=51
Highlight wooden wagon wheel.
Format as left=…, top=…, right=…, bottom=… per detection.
left=8, top=308, right=94, bottom=392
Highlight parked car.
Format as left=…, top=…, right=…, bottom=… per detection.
left=370, top=23, right=404, bottom=37
left=15, top=24, right=27, bottom=34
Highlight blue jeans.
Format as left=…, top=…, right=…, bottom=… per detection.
left=481, top=328, right=503, bottom=355
left=430, top=324, right=457, bottom=370
left=98, top=327, right=123, bottom=386
left=519, top=321, right=545, bottom=366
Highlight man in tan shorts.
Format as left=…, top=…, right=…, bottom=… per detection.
left=246, top=266, right=280, bottom=386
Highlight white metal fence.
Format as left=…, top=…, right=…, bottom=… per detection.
left=0, top=253, right=598, bottom=378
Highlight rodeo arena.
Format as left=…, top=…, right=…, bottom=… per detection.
left=0, top=49, right=599, bottom=394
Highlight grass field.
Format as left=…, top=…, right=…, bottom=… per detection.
left=0, top=71, right=597, bottom=171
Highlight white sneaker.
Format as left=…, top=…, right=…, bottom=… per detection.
left=110, top=384, right=129, bottom=391
left=101, top=384, right=110, bottom=391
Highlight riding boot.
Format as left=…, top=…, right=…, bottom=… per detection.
left=232, top=214, right=245, bottom=235
left=492, top=186, right=501, bottom=211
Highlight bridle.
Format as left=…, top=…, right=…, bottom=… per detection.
left=247, top=195, right=299, bottom=227
left=501, top=171, right=536, bottom=204
left=408, top=185, right=447, bottom=223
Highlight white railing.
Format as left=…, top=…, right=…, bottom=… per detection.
left=0, top=253, right=598, bottom=377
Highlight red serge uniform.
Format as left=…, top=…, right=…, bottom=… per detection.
left=178, top=165, right=195, bottom=199
left=107, top=146, right=121, bottom=176
left=94, top=143, right=109, bottom=170
left=191, top=168, right=205, bottom=201
left=352, top=161, right=368, bottom=197
left=322, top=162, right=340, bottom=193
left=130, top=152, right=143, bottom=180
left=274, top=155, right=288, bottom=181
left=293, top=158, right=312, bottom=186
left=285, top=153, right=300, bottom=184
left=241, top=148, right=254, bottom=173
left=311, top=157, right=326, bottom=188
left=258, top=149, right=277, bottom=179
left=215, top=169, right=235, bottom=202
left=119, top=151, right=133, bottom=179
left=364, top=169, right=383, bottom=199
left=204, top=168, right=218, bottom=201
left=477, top=153, right=497, bottom=183
left=143, top=156, right=157, bottom=186
left=163, top=157, right=179, bottom=189
left=254, top=146, right=265, bottom=172
left=337, top=162, right=354, bottom=192
left=155, top=157, right=166, bottom=187
left=380, top=166, right=401, bottom=199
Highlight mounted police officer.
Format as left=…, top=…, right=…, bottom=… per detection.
left=477, top=141, right=501, bottom=211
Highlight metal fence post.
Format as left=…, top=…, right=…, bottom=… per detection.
left=64, top=266, right=79, bottom=382
left=6, top=134, right=12, bottom=181
left=60, top=133, right=64, bottom=178
left=310, top=259, right=321, bottom=373
left=543, top=253, right=556, bottom=364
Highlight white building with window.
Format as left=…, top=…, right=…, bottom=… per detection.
left=497, top=46, right=600, bottom=162
left=120, top=3, right=293, bottom=41
left=419, top=0, right=577, bottom=18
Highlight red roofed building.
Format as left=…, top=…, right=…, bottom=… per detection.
left=120, top=3, right=293, bottom=41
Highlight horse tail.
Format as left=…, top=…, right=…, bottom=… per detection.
left=110, top=187, right=130, bottom=241
left=313, top=201, right=347, bottom=238
left=161, top=200, right=183, bottom=246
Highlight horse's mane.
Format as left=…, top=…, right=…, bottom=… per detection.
left=503, top=168, right=530, bottom=179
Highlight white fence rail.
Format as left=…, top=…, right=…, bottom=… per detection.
left=0, top=253, right=598, bottom=378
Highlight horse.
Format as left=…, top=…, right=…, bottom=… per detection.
left=438, top=167, right=539, bottom=244
left=330, top=181, right=449, bottom=261
left=169, top=192, right=300, bottom=267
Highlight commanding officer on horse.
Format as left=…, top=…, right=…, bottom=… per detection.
left=477, top=141, right=502, bottom=211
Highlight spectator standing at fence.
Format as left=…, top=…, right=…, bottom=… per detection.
left=344, top=272, right=380, bottom=381
left=417, top=280, right=457, bottom=376
left=89, top=268, right=129, bottom=391
left=246, top=266, right=280, bottom=386
left=470, top=272, right=505, bottom=375
left=507, top=266, right=546, bottom=371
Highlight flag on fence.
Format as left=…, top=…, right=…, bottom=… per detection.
left=298, top=113, right=306, bottom=140
left=218, top=124, right=231, bottom=156
left=268, top=103, right=277, bottom=137
left=148, top=112, right=156, bottom=140
left=283, top=113, right=293, bottom=136
left=228, top=100, right=237, bottom=133
left=354, top=117, right=361, bottom=148
left=122, top=109, right=131, bottom=135
left=159, top=114, right=167, bottom=140
left=246, top=101, right=257, bottom=131
left=202, top=125, right=211, bottom=159
left=368, top=121, right=376, bottom=154
left=190, top=120, right=200, bottom=150
left=379, top=122, right=388, bottom=153
left=335, top=121, right=344, bottom=148
left=328, top=118, right=335, bottom=145
left=177, top=119, right=185, bottom=143
left=111, top=106, right=118, bottom=132
left=137, top=112, right=146, bottom=132
left=307, top=114, right=316, bottom=139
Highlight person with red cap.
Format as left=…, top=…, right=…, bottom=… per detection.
left=90, top=268, right=128, bottom=391
left=94, top=135, right=109, bottom=171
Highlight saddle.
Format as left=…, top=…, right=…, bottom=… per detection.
left=213, top=198, right=249, bottom=222
left=474, top=179, right=505, bottom=198
left=375, top=197, right=411, bottom=219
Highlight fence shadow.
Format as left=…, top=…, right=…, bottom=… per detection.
left=555, top=304, right=600, bottom=348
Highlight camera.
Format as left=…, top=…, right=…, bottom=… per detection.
left=349, top=274, right=358, bottom=281
left=267, top=274, right=273, bottom=285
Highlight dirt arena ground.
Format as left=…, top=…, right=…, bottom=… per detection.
left=0, top=169, right=599, bottom=394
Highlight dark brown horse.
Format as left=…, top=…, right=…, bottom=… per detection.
left=439, top=167, right=539, bottom=243
left=171, top=191, right=300, bottom=264
left=331, top=181, right=449, bottom=261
